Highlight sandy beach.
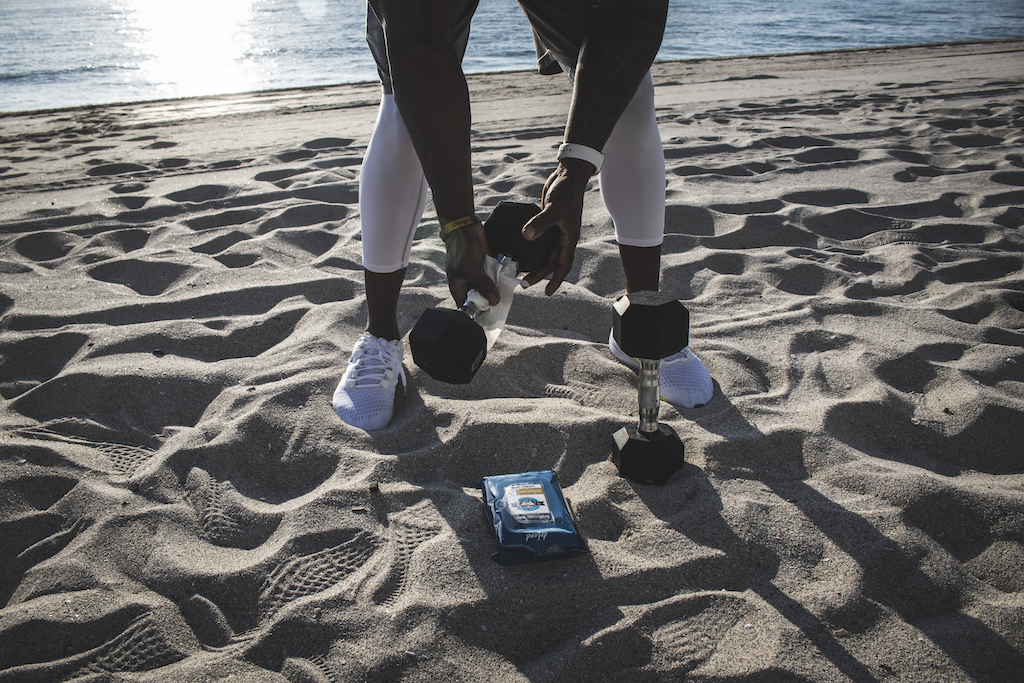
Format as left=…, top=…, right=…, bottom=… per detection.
left=1, top=40, right=1023, bottom=682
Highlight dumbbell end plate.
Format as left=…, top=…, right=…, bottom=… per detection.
left=612, top=291, right=689, bottom=361
left=410, top=308, right=488, bottom=384
left=484, top=201, right=556, bottom=273
left=611, top=424, right=685, bottom=485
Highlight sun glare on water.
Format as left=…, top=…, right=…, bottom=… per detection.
left=123, top=0, right=261, bottom=99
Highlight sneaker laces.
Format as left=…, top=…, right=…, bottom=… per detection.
left=347, top=334, right=407, bottom=390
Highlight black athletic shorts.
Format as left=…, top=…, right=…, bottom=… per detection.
left=366, top=0, right=600, bottom=93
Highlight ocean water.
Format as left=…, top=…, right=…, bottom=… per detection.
left=2, top=0, right=1023, bottom=113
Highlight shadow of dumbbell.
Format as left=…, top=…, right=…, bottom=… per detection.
left=410, top=201, right=556, bottom=384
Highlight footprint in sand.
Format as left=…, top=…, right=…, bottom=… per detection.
left=88, top=258, right=194, bottom=296
left=258, top=204, right=349, bottom=231
left=165, top=184, right=238, bottom=203
left=555, top=592, right=771, bottom=680
left=0, top=333, right=88, bottom=399
left=788, top=247, right=883, bottom=278
left=275, top=149, right=318, bottom=163
left=374, top=506, right=444, bottom=608
left=0, top=472, right=79, bottom=598
left=763, top=135, right=834, bottom=149
left=111, top=182, right=147, bottom=194
left=823, top=398, right=1024, bottom=476
left=14, top=232, right=82, bottom=262
left=274, top=228, right=339, bottom=257
left=982, top=188, right=1024, bottom=213
left=211, top=158, right=249, bottom=169
left=108, top=195, right=151, bottom=210
left=934, top=254, right=1023, bottom=285
left=184, top=468, right=282, bottom=550
left=888, top=149, right=931, bottom=164
left=258, top=530, right=380, bottom=622
left=83, top=228, right=150, bottom=254
left=12, top=419, right=159, bottom=476
left=946, top=133, right=1004, bottom=148
left=64, top=614, right=188, bottom=679
left=671, top=161, right=776, bottom=177
left=902, top=485, right=1023, bottom=594
left=281, top=654, right=342, bottom=683
left=255, top=168, right=310, bottom=184
left=930, top=118, right=974, bottom=131
left=14, top=518, right=92, bottom=580
left=303, top=138, right=354, bottom=150
left=780, top=189, right=869, bottom=207
left=707, top=348, right=773, bottom=398
left=992, top=171, right=1024, bottom=186
left=157, top=158, right=189, bottom=169
left=665, top=204, right=716, bottom=236
left=186, top=208, right=267, bottom=231
left=793, top=147, right=861, bottom=164
left=876, top=343, right=967, bottom=394
left=179, top=594, right=235, bottom=647
left=214, top=253, right=261, bottom=268
left=190, top=230, right=252, bottom=255
left=801, top=207, right=906, bottom=241
left=86, top=162, right=149, bottom=177
left=570, top=494, right=630, bottom=543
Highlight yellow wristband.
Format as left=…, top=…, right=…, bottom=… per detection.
left=440, top=214, right=481, bottom=237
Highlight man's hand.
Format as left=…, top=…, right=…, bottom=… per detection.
left=520, top=158, right=593, bottom=296
left=520, top=0, right=667, bottom=298
left=445, top=221, right=500, bottom=307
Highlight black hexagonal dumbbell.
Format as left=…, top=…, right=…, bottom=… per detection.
left=410, top=202, right=555, bottom=384
left=483, top=201, right=556, bottom=273
left=610, top=291, right=689, bottom=485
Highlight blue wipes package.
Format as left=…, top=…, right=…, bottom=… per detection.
left=480, top=470, right=589, bottom=565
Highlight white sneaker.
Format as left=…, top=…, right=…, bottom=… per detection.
left=333, top=332, right=407, bottom=430
left=609, top=330, right=713, bottom=409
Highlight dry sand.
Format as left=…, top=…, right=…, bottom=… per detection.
left=1, top=40, right=1023, bottom=682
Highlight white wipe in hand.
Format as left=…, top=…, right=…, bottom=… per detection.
left=465, top=255, right=522, bottom=350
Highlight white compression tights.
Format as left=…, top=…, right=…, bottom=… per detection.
left=359, top=94, right=429, bottom=273
left=359, top=73, right=665, bottom=273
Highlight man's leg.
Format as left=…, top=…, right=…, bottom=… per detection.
left=364, top=268, right=406, bottom=341
left=599, top=72, right=666, bottom=290
left=337, top=2, right=483, bottom=429
left=601, top=74, right=714, bottom=408
left=360, top=93, right=429, bottom=338
left=619, top=244, right=661, bottom=293
left=334, top=94, right=426, bottom=431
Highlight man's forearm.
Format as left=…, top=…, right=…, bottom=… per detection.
left=565, top=0, right=668, bottom=151
left=391, top=48, right=476, bottom=226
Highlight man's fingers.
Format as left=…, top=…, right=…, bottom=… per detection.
left=519, top=205, right=581, bottom=295
left=522, top=211, right=553, bottom=242
left=544, top=243, right=576, bottom=296
left=522, top=239, right=575, bottom=295
left=451, top=273, right=498, bottom=307
left=522, top=256, right=557, bottom=287
left=474, top=273, right=500, bottom=306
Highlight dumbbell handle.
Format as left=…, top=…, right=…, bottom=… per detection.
left=458, top=300, right=482, bottom=320
left=638, top=358, right=661, bottom=433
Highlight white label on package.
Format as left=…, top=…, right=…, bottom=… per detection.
left=504, top=482, right=553, bottom=523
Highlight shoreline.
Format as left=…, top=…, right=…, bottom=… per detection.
left=1, top=38, right=1020, bottom=119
